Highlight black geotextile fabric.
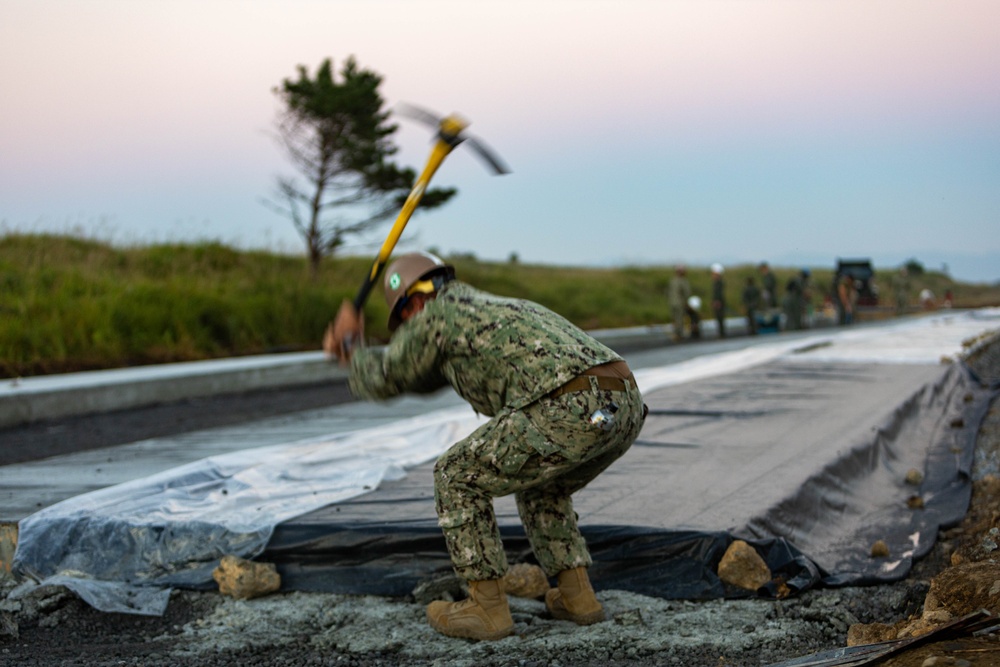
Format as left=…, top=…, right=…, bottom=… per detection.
left=266, top=523, right=820, bottom=600
left=261, top=360, right=997, bottom=600
left=738, top=360, right=994, bottom=588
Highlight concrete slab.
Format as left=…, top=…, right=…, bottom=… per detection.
left=275, top=359, right=948, bottom=533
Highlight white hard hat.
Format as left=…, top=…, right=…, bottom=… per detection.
left=711, top=263, right=724, bottom=274
left=688, top=295, right=702, bottom=310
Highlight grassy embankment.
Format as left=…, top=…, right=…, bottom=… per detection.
left=2, top=233, right=998, bottom=379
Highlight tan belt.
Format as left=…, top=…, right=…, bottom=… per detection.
left=548, top=360, right=634, bottom=399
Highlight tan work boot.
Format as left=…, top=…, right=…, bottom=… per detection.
left=426, top=578, right=513, bottom=641
left=545, top=566, right=605, bottom=625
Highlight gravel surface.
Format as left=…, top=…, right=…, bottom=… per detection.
left=0, top=582, right=937, bottom=667
left=2, top=335, right=999, bottom=667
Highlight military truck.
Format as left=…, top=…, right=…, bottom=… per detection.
left=835, top=258, right=878, bottom=306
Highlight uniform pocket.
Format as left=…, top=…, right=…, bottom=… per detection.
left=485, top=408, right=557, bottom=474
left=437, top=508, right=482, bottom=568
left=438, top=507, right=475, bottom=530
left=494, top=438, right=535, bottom=475
left=530, top=392, right=607, bottom=462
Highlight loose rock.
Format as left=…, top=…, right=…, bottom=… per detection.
left=871, top=540, right=891, bottom=558
left=717, top=540, right=771, bottom=592
left=212, top=555, right=281, bottom=600
left=502, top=563, right=550, bottom=599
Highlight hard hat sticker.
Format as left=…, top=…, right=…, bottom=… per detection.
left=389, top=273, right=401, bottom=290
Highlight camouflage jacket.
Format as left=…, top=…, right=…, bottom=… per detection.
left=667, top=276, right=691, bottom=309
left=349, top=281, right=622, bottom=417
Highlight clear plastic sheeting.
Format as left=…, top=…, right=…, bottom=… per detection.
left=13, top=408, right=485, bottom=615
left=778, top=309, right=1000, bottom=365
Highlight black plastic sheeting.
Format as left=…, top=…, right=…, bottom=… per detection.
left=267, top=524, right=820, bottom=600
left=262, top=360, right=996, bottom=600
left=739, top=360, right=994, bottom=588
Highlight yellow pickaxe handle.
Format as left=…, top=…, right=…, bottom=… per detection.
left=352, top=115, right=468, bottom=311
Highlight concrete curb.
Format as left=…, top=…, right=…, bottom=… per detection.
left=0, top=352, right=347, bottom=429
left=0, top=319, right=756, bottom=429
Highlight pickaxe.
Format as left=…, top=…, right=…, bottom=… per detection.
left=326, top=104, right=509, bottom=361
left=350, top=104, right=509, bottom=312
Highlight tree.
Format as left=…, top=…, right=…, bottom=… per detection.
left=904, top=258, right=925, bottom=276
left=266, top=57, right=456, bottom=277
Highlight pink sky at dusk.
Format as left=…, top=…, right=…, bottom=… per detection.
left=2, top=0, right=998, bottom=281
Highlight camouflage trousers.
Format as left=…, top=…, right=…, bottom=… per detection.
left=433, top=376, right=645, bottom=582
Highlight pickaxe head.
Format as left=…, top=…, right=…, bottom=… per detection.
left=397, top=103, right=510, bottom=175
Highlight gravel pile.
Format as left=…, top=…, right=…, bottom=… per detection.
left=0, top=573, right=936, bottom=666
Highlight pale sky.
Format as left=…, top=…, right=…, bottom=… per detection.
left=2, top=0, right=998, bottom=282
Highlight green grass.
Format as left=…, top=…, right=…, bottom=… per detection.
left=1, top=233, right=997, bottom=378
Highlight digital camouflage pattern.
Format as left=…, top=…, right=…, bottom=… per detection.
left=434, top=380, right=644, bottom=580
left=349, top=281, right=621, bottom=414
left=349, top=281, right=645, bottom=581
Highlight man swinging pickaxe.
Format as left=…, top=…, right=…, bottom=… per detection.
left=324, top=104, right=509, bottom=362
